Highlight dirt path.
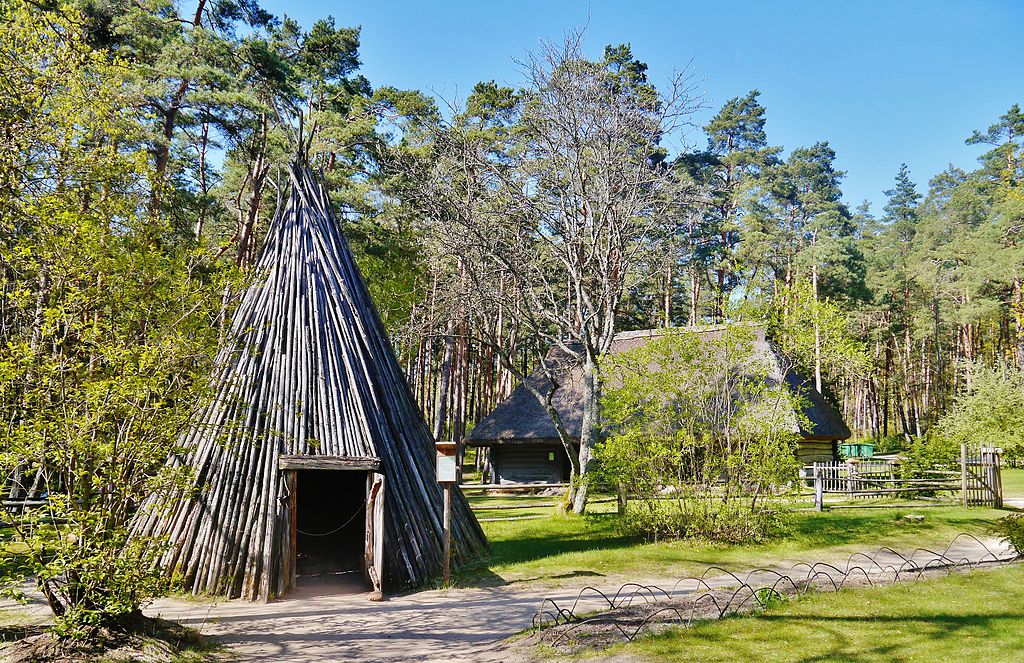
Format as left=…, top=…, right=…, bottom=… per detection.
left=142, top=535, right=1012, bottom=663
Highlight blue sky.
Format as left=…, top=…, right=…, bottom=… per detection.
left=260, top=0, right=1022, bottom=211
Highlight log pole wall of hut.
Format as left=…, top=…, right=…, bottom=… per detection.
left=129, top=164, right=487, bottom=601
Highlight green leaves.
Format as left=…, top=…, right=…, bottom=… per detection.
left=1, top=3, right=225, bottom=636
left=771, top=280, right=869, bottom=385
left=935, top=363, right=1024, bottom=455
left=598, top=325, right=802, bottom=542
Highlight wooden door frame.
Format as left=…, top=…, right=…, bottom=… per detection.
left=365, top=471, right=385, bottom=597
left=279, top=457, right=384, bottom=595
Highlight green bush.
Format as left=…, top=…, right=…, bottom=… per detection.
left=598, top=325, right=802, bottom=545
left=873, top=434, right=910, bottom=455
left=598, top=325, right=806, bottom=545
left=902, top=432, right=960, bottom=475
left=0, top=5, right=227, bottom=639
left=620, top=498, right=787, bottom=544
left=934, top=363, right=1024, bottom=458
left=994, top=514, right=1024, bottom=556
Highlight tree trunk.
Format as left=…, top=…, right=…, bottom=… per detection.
left=194, top=123, right=210, bottom=239
left=572, top=351, right=601, bottom=514
left=1014, top=277, right=1024, bottom=368
left=716, top=266, right=726, bottom=323
left=882, top=342, right=891, bottom=437
left=236, top=116, right=269, bottom=268
left=433, top=324, right=455, bottom=441
left=149, top=0, right=207, bottom=210
left=933, top=294, right=943, bottom=410
left=663, top=261, right=672, bottom=328
left=812, top=262, right=822, bottom=394
left=689, top=266, right=700, bottom=327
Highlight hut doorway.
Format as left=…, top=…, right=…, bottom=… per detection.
left=281, top=459, right=385, bottom=597
left=295, top=469, right=366, bottom=589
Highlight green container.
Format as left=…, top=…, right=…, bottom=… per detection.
left=839, top=442, right=875, bottom=458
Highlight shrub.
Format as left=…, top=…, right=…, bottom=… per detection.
left=0, top=4, right=227, bottom=639
left=619, top=497, right=787, bottom=544
left=934, top=363, right=1024, bottom=458
left=873, top=434, right=910, bottom=455
left=994, top=514, right=1024, bottom=556
left=599, top=324, right=802, bottom=544
left=902, top=432, right=960, bottom=475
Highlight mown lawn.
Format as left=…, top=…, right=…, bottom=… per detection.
left=459, top=495, right=1005, bottom=587
left=0, top=525, right=31, bottom=589
left=595, top=563, right=1024, bottom=662
left=1001, top=468, right=1024, bottom=499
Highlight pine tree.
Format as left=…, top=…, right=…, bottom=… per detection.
left=700, top=91, right=781, bottom=320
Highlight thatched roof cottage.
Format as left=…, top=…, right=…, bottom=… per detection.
left=467, top=327, right=851, bottom=484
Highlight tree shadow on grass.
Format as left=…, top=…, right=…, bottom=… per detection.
left=490, top=514, right=631, bottom=554
left=460, top=513, right=637, bottom=586
left=784, top=509, right=995, bottom=549
left=754, top=612, right=1024, bottom=663
left=462, top=508, right=1001, bottom=589
left=637, top=609, right=1024, bottom=663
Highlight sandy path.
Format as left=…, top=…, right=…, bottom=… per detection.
left=143, top=535, right=1012, bottom=663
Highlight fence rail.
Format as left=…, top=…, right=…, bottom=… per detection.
left=809, top=444, right=1002, bottom=511
left=460, top=482, right=570, bottom=492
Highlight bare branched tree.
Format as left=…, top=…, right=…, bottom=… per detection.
left=403, top=32, right=705, bottom=511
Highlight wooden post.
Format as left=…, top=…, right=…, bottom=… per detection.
left=616, top=483, right=627, bottom=515
left=814, top=464, right=823, bottom=512
left=286, top=469, right=297, bottom=592
left=443, top=481, right=451, bottom=585
left=994, top=448, right=1004, bottom=509
left=436, top=441, right=457, bottom=586
left=960, top=443, right=968, bottom=508
left=366, top=472, right=385, bottom=601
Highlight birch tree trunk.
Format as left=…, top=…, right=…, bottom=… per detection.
left=572, top=351, right=601, bottom=514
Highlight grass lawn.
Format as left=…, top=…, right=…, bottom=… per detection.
left=460, top=446, right=482, bottom=484
left=1001, top=468, right=1024, bottom=499
left=597, top=563, right=1024, bottom=662
left=0, top=526, right=29, bottom=578
left=460, top=495, right=1006, bottom=587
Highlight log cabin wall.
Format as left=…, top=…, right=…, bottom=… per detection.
left=796, top=440, right=840, bottom=466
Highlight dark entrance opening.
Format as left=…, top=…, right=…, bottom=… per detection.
left=295, top=470, right=369, bottom=592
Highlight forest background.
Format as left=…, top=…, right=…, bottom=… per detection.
left=3, top=0, right=1023, bottom=486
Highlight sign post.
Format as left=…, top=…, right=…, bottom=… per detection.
left=436, top=442, right=457, bottom=585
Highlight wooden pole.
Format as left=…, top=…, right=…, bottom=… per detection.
left=443, top=481, right=451, bottom=585
left=961, top=443, right=968, bottom=508
left=814, top=464, right=823, bottom=512
left=994, top=448, right=1003, bottom=509
left=287, top=469, right=297, bottom=592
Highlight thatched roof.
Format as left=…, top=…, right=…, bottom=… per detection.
left=131, top=163, right=486, bottom=600
left=467, top=327, right=851, bottom=446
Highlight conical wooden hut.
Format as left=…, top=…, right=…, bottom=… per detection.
left=131, top=163, right=486, bottom=601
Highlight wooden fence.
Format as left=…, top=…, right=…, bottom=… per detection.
left=809, top=445, right=1003, bottom=511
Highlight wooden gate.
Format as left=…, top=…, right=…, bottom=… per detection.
left=961, top=444, right=1003, bottom=508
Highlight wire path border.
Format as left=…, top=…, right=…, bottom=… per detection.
left=530, top=533, right=1016, bottom=648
